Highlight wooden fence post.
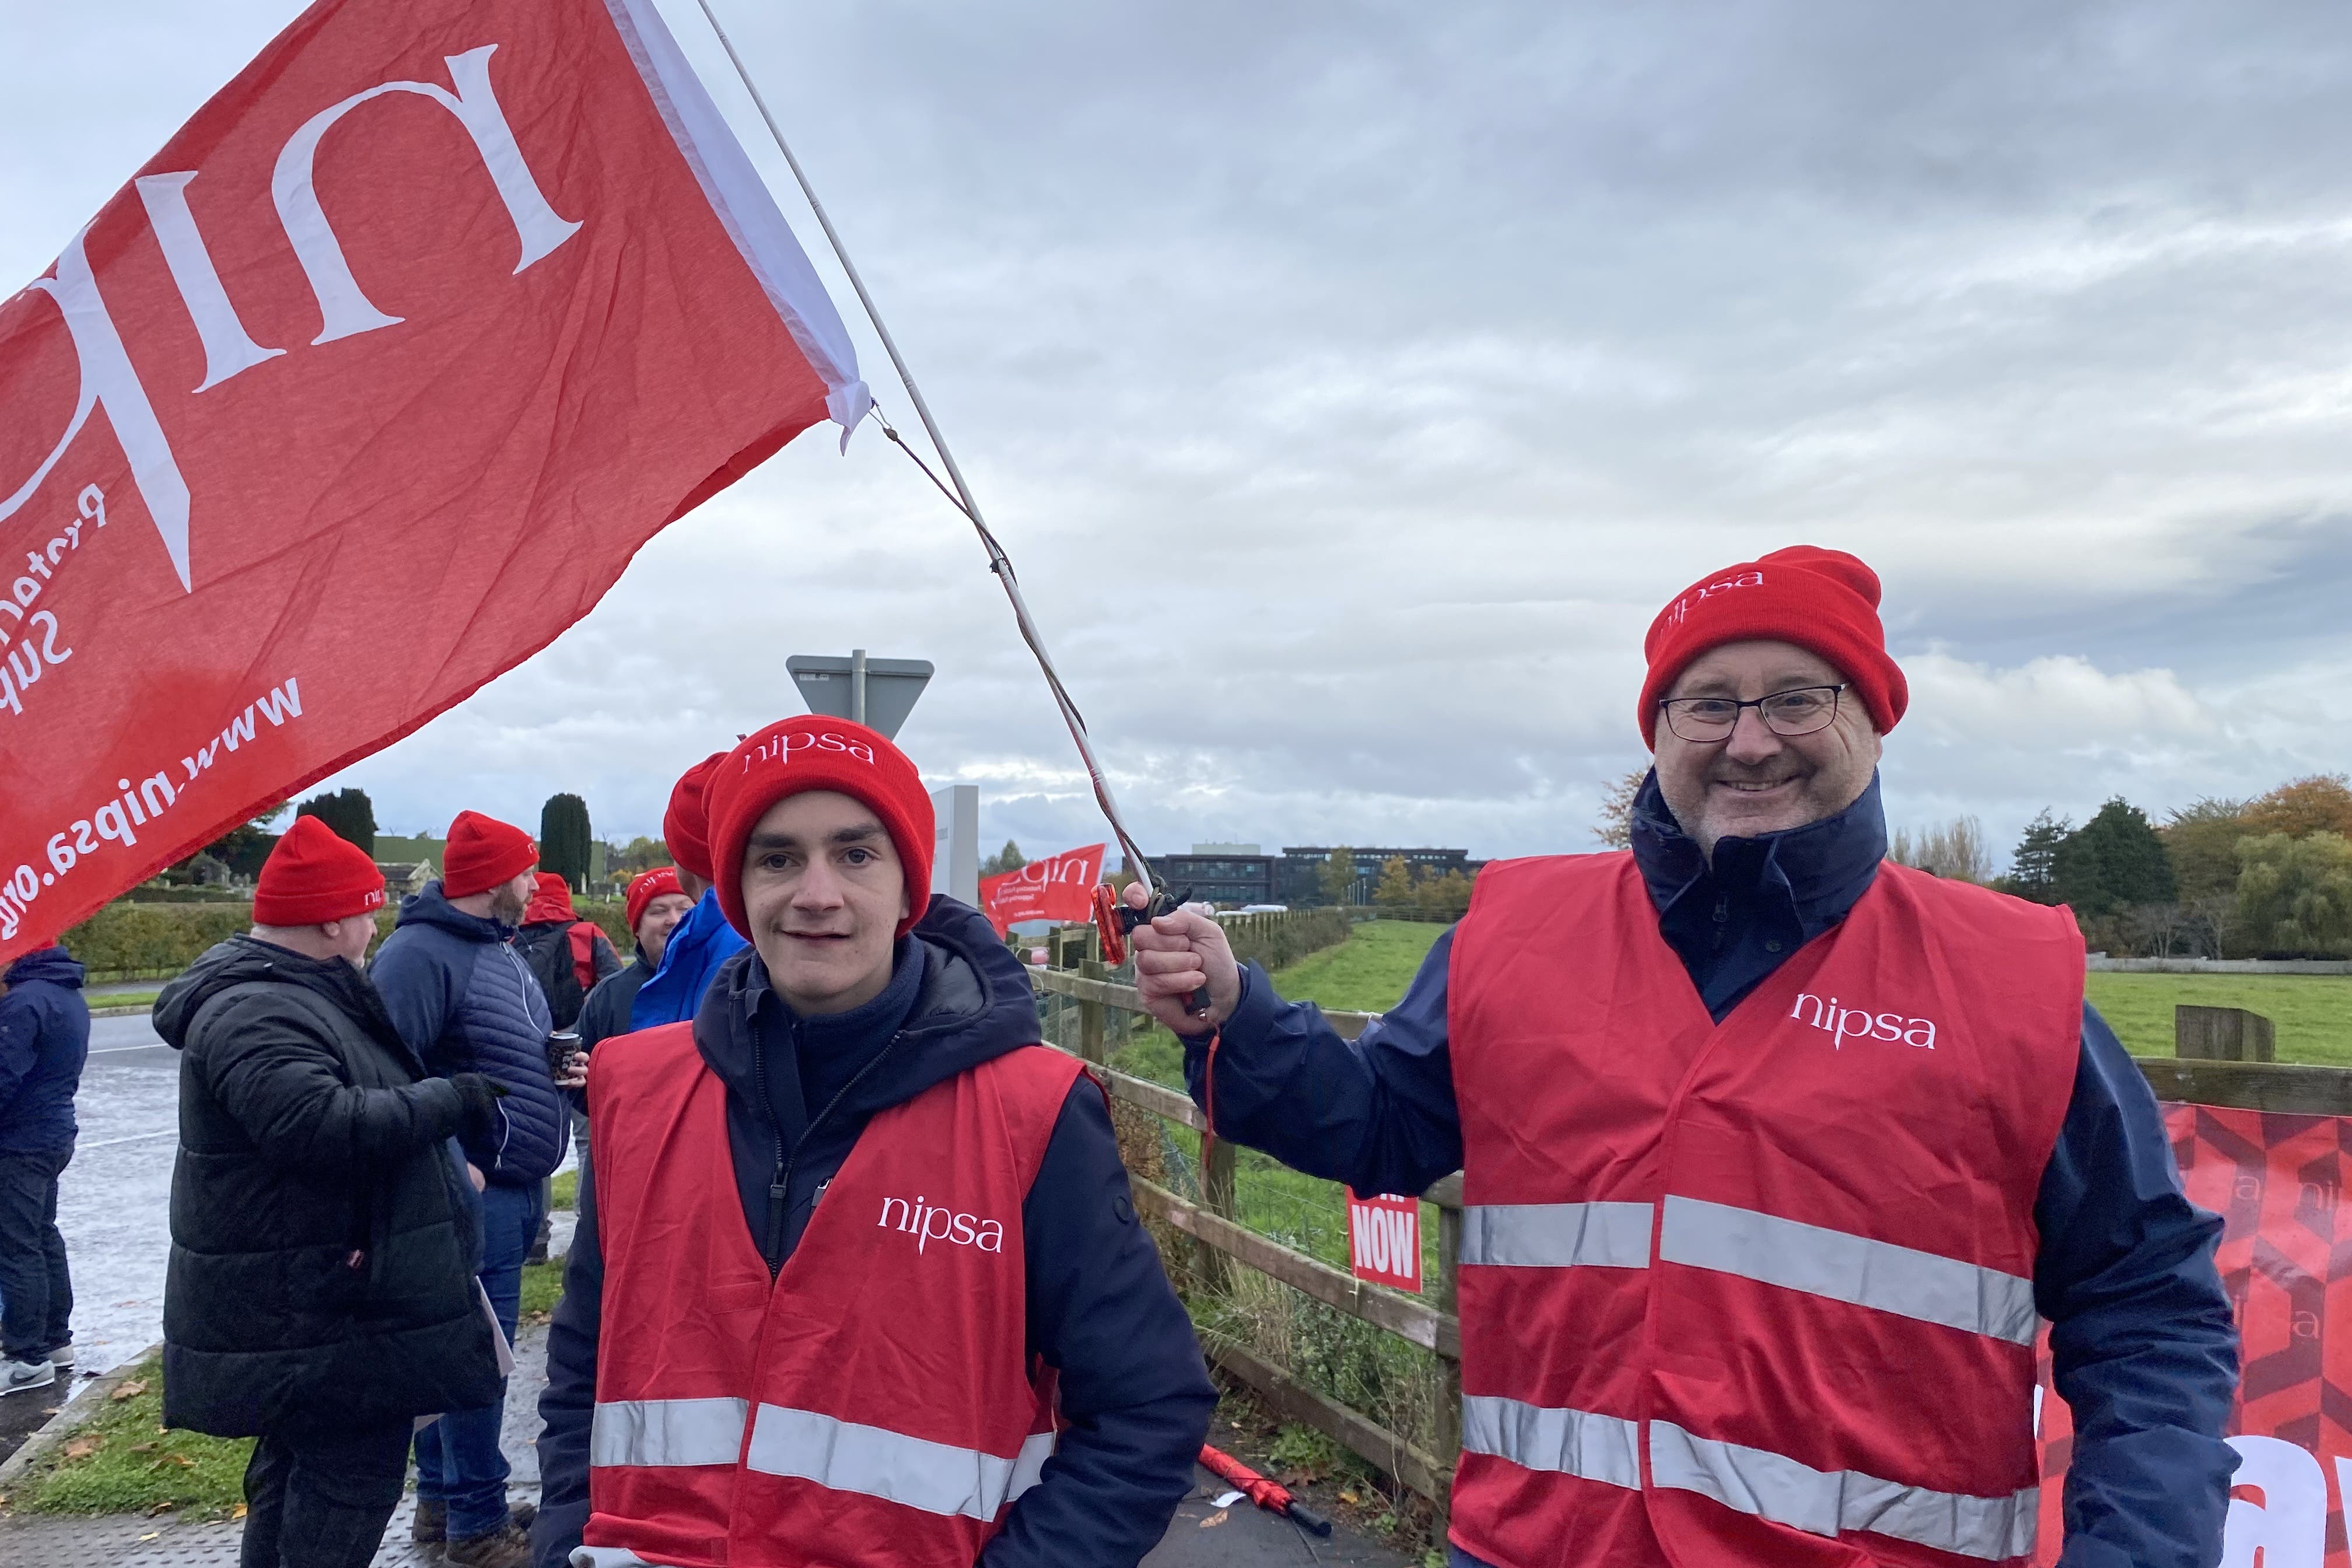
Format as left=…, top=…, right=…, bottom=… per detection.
left=1432, top=1199, right=1462, bottom=1526
left=1199, top=1130, right=1237, bottom=1294
left=2176, top=1006, right=2276, bottom=1063
left=1078, top=957, right=1107, bottom=1065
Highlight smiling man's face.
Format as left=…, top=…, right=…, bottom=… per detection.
left=739, top=789, right=909, bottom=1017
left=1652, top=638, right=1882, bottom=859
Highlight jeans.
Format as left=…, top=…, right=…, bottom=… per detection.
left=240, top=1416, right=413, bottom=1568
left=0, top=1146, right=73, bottom=1360
left=414, top=1178, right=543, bottom=1539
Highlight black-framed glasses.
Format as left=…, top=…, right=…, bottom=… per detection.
left=1658, top=684, right=1847, bottom=744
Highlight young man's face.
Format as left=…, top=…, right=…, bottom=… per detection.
left=1652, top=638, right=1882, bottom=858
left=634, top=892, right=696, bottom=968
left=738, top=790, right=909, bottom=1017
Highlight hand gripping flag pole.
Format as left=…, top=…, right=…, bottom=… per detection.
left=690, top=0, right=1171, bottom=911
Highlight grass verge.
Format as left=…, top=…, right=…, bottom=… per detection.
left=521, top=1258, right=566, bottom=1323
left=1267, top=922, right=1444, bottom=1014
left=20, top=1360, right=250, bottom=1519
left=551, top=1168, right=578, bottom=1211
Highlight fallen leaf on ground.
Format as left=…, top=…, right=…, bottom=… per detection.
left=164, top=1453, right=196, bottom=1469
left=61, top=1437, right=99, bottom=1461
left=1199, top=1510, right=1228, bottom=1528
left=1340, top=1489, right=1363, bottom=1504
left=110, top=1379, right=149, bottom=1401
left=146, top=1500, right=175, bottom=1516
left=128, top=1442, right=158, bottom=1454
left=232, top=1504, right=247, bottom=1520
left=137, top=1532, right=160, bottom=1543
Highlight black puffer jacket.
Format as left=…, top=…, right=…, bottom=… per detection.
left=154, top=935, right=504, bottom=1436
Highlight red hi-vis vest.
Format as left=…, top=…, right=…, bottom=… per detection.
left=583, top=1023, right=1084, bottom=1567
left=1446, top=856, right=2080, bottom=1568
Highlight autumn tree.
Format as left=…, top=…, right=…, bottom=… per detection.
left=1374, top=855, right=1417, bottom=908
left=1319, top=848, right=1360, bottom=905
left=617, top=836, right=671, bottom=874
left=2159, top=798, right=2251, bottom=907
left=2242, top=775, right=2352, bottom=841
left=1592, top=766, right=1649, bottom=849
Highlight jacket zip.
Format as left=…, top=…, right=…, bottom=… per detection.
left=750, top=1016, right=907, bottom=1278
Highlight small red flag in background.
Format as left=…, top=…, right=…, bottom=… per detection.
left=1346, top=1190, right=1421, bottom=1293
left=0, top=0, right=869, bottom=963
left=978, top=844, right=1106, bottom=936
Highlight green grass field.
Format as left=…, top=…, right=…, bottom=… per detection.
left=1267, top=922, right=1444, bottom=1014
left=2085, top=973, right=2352, bottom=1066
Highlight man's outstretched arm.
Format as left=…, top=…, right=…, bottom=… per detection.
left=1126, top=890, right=1463, bottom=1198
left=2039, top=1003, right=2238, bottom=1568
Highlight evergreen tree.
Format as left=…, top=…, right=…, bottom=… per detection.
left=2007, top=810, right=2069, bottom=904
left=981, top=841, right=1027, bottom=877
left=295, top=789, right=376, bottom=856
left=1318, top=847, right=1359, bottom=906
left=1373, top=855, right=1416, bottom=908
left=2052, top=798, right=2176, bottom=919
left=540, top=793, right=593, bottom=890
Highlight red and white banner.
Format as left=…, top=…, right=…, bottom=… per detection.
left=1346, top=1189, right=1422, bottom=1293
left=0, top=0, right=869, bottom=961
left=2036, top=1100, right=2352, bottom=1564
left=978, top=844, right=1105, bottom=935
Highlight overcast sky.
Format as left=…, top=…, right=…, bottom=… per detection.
left=8, top=0, right=2350, bottom=867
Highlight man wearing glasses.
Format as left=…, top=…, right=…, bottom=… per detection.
left=1124, top=546, right=2236, bottom=1568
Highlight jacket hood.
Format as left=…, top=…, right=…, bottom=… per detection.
left=692, top=895, right=1040, bottom=1125
left=523, top=878, right=579, bottom=926
left=154, top=933, right=414, bottom=1070
left=4, top=946, right=85, bottom=991
left=396, top=880, right=515, bottom=943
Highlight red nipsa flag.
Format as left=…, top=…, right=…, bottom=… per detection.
left=979, top=844, right=1107, bottom=937
left=0, top=0, right=869, bottom=961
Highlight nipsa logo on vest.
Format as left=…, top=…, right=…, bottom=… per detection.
left=878, top=1196, right=1005, bottom=1254
left=1791, top=993, right=1937, bottom=1050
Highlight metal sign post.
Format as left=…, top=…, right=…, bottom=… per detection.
left=787, top=650, right=934, bottom=740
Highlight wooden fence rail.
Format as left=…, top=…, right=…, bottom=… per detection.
left=1030, top=963, right=2352, bottom=1520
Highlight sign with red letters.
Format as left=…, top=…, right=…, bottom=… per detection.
left=978, top=844, right=1105, bottom=935
left=2036, top=1101, right=2352, bottom=1565
left=1346, top=1189, right=1422, bottom=1293
left=0, top=0, right=869, bottom=962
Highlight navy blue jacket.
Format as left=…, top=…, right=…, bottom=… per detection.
left=534, top=897, right=1215, bottom=1568
left=371, top=881, right=566, bottom=1185
left=1189, top=774, right=2239, bottom=1568
left=0, top=946, right=89, bottom=1156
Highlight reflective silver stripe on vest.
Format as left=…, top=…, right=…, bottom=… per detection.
left=1657, top=1196, right=2038, bottom=1346
left=1458, top=1202, right=1654, bottom=1268
left=1649, top=1420, right=2037, bottom=1562
left=1459, top=1395, right=1641, bottom=1490
left=589, top=1397, right=749, bottom=1468
left=744, top=1404, right=1055, bottom=1521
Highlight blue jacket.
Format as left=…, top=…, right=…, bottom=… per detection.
left=1190, top=774, right=2239, bottom=1568
left=370, top=881, right=566, bottom=1185
left=0, top=946, right=89, bottom=1156
left=627, top=887, right=746, bottom=1031
left=536, top=896, right=1215, bottom=1568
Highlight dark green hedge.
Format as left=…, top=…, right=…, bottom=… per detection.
left=68, top=897, right=639, bottom=979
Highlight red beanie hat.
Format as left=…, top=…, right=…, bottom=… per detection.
left=442, top=810, right=537, bottom=898
left=625, top=867, right=684, bottom=933
left=706, top=718, right=935, bottom=942
left=663, top=752, right=727, bottom=882
left=1637, top=545, right=1908, bottom=747
left=254, top=816, right=387, bottom=926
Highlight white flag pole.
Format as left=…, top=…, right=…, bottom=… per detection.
left=689, top=0, right=1165, bottom=895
